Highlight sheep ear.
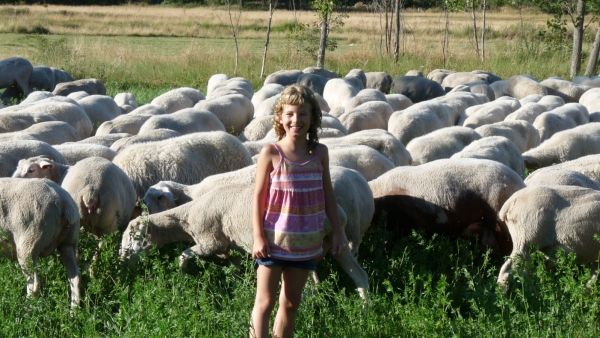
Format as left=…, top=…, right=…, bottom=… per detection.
left=39, top=160, right=54, bottom=169
left=161, top=187, right=178, bottom=201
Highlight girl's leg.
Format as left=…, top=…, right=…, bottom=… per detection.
left=272, top=267, right=310, bottom=338
left=250, top=265, right=283, bottom=338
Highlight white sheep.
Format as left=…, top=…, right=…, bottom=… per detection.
left=406, top=126, right=481, bottom=165
left=251, top=83, right=284, bottom=111
left=0, top=177, right=80, bottom=307
left=345, top=88, right=388, bottom=110
left=540, top=78, right=590, bottom=103
left=150, top=87, right=205, bottom=114
left=53, top=143, right=117, bottom=165
left=328, top=145, right=395, bottom=181
left=504, top=102, right=548, bottom=124
left=194, top=94, right=254, bottom=135
left=369, top=158, right=526, bottom=255
left=388, top=101, right=461, bottom=145
left=113, top=131, right=253, bottom=198
left=12, top=157, right=137, bottom=237
left=0, top=140, right=69, bottom=177
left=504, top=75, right=548, bottom=99
left=322, top=77, right=363, bottom=111
left=96, top=114, right=156, bottom=136
left=537, top=95, right=566, bottom=110
left=127, top=104, right=169, bottom=116
left=76, top=133, right=132, bottom=148
left=474, top=120, right=541, bottom=153
left=0, top=121, right=79, bottom=145
left=122, top=183, right=369, bottom=299
left=77, top=95, right=122, bottom=126
left=114, top=92, right=138, bottom=110
left=578, top=88, right=600, bottom=122
left=338, top=101, right=394, bottom=134
left=450, top=136, right=525, bottom=178
left=437, top=91, right=488, bottom=115
left=138, top=108, right=225, bottom=135
left=110, top=129, right=181, bottom=152
left=524, top=169, right=600, bottom=190
left=532, top=103, right=589, bottom=142
left=208, top=77, right=254, bottom=100
left=385, top=93, right=413, bottom=112
left=365, top=71, right=393, bottom=93
left=522, top=123, right=600, bottom=170
left=460, top=97, right=521, bottom=128
left=497, top=185, right=600, bottom=288
left=21, top=91, right=54, bottom=104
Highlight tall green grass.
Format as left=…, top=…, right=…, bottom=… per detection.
left=0, top=218, right=598, bottom=336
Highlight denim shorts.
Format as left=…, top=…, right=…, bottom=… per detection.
left=254, top=257, right=317, bottom=271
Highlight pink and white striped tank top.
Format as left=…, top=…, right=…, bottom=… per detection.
left=263, top=144, right=326, bottom=261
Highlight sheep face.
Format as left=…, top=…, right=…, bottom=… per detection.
left=143, top=185, right=177, bottom=214
left=119, top=218, right=149, bottom=261
left=12, top=157, right=54, bottom=179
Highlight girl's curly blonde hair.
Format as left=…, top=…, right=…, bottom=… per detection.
left=273, top=84, right=322, bottom=151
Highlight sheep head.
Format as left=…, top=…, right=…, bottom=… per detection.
left=12, top=156, right=55, bottom=179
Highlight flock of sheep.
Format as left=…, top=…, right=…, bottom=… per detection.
left=2, top=55, right=600, bottom=307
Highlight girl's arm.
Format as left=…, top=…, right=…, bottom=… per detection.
left=252, top=145, right=275, bottom=259
left=318, top=144, right=344, bottom=255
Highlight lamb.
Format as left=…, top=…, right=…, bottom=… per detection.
left=112, top=131, right=254, bottom=198
left=0, top=178, right=80, bottom=307
left=122, top=183, right=369, bottom=299
left=475, top=120, right=541, bottom=152
left=12, top=157, right=137, bottom=237
left=320, top=129, right=412, bottom=166
left=388, top=100, right=461, bottom=145
left=338, top=101, right=395, bottom=133
left=0, top=140, right=68, bottom=177
left=450, top=136, right=525, bottom=178
left=77, top=95, right=122, bottom=126
left=138, top=108, right=225, bottom=135
left=524, top=169, right=600, bottom=190
left=497, top=186, right=600, bottom=288
left=194, top=94, right=254, bottom=135
left=52, top=78, right=107, bottom=96
left=0, top=121, right=80, bottom=145
left=532, top=103, right=589, bottom=142
left=150, top=87, right=205, bottom=114
left=110, top=129, right=181, bottom=152
left=406, top=126, right=482, bottom=165
left=53, top=143, right=117, bottom=165
left=328, top=145, right=395, bottom=181
left=522, top=123, right=600, bottom=170
left=369, top=158, right=526, bottom=254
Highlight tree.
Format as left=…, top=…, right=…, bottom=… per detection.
left=261, top=0, right=277, bottom=78
left=216, top=0, right=242, bottom=76
left=315, top=0, right=335, bottom=68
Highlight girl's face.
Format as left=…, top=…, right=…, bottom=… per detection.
left=279, top=104, right=312, bottom=138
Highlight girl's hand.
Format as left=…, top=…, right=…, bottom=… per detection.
left=252, top=235, right=271, bottom=259
left=329, top=230, right=345, bottom=256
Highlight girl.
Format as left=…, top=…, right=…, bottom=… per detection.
left=250, top=84, right=344, bottom=338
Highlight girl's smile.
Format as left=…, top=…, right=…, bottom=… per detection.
left=279, top=104, right=312, bottom=137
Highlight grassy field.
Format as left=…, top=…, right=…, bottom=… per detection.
left=1, top=5, right=600, bottom=336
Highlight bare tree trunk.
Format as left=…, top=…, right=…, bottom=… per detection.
left=570, top=0, right=585, bottom=78
left=385, top=0, right=391, bottom=54
left=261, top=0, right=276, bottom=78
left=470, top=0, right=480, bottom=59
left=317, top=12, right=329, bottom=68
left=585, top=24, right=600, bottom=76
left=224, top=0, right=241, bottom=76
left=393, top=0, right=400, bottom=62
left=481, top=0, right=487, bottom=61
left=442, top=7, right=450, bottom=67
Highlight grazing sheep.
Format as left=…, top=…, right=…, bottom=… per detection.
left=427, top=69, right=454, bottom=84
left=51, top=67, right=74, bottom=85
left=13, top=156, right=137, bottom=236
left=110, top=129, right=181, bottom=152
left=243, top=138, right=278, bottom=157
left=150, top=87, right=205, bottom=114
left=438, top=91, right=488, bottom=115
left=296, top=73, right=328, bottom=95
left=345, top=89, right=388, bottom=110
left=322, top=77, right=363, bottom=111
left=369, top=158, right=526, bottom=255
left=504, top=102, right=548, bottom=124
left=0, top=140, right=68, bottom=177
left=138, top=108, right=225, bottom=135
left=237, top=116, right=274, bottom=142
left=127, top=104, right=169, bottom=116
left=206, top=74, right=231, bottom=97
left=451, top=136, right=525, bottom=178
left=532, top=103, right=589, bottom=142
left=208, top=77, right=253, bottom=100
left=490, top=80, right=507, bottom=99
left=114, top=92, right=138, bottom=110
left=497, top=186, right=600, bottom=288
left=122, top=184, right=369, bottom=298
left=251, top=83, right=284, bottom=111
left=388, top=101, right=461, bottom=145
left=0, top=178, right=80, bottom=307
left=302, top=67, right=338, bottom=79
left=540, top=78, right=590, bottom=103
left=113, top=131, right=253, bottom=198
left=0, top=110, right=57, bottom=134
left=405, top=70, right=424, bottom=77
left=0, top=57, right=33, bottom=104
left=338, top=101, right=395, bottom=133
left=385, top=94, right=413, bottom=112
left=578, top=88, right=600, bottom=122
left=77, top=95, right=122, bottom=126
left=392, top=76, right=445, bottom=103
left=53, top=143, right=117, bottom=165
left=441, top=72, right=493, bottom=91
left=328, top=145, right=395, bottom=181
left=264, top=70, right=303, bottom=87
left=475, top=120, right=541, bottom=152
left=406, top=126, right=482, bottom=165
left=525, top=169, right=600, bottom=190
left=537, top=95, right=566, bottom=110
left=76, top=133, right=132, bottom=148
left=53, top=78, right=106, bottom=96
left=365, top=71, right=393, bottom=93
left=254, top=93, right=280, bottom=118
left=95, top=114, right=156, bottom=136
left=320, top=129, right=412, bottom=166
left=67, top=91, right=90, bottom=101
left=0, top=121, right=79, bottom=145
left=21, top=91, right=54, bottom=104
left=503, top=75, right=547, bottom=99
left=460, top=97, right=521, bottom=128
left=573, top=75, right=600, bottom=87
left=522, top=123, right=600, bottom=170
left=195, top=94, right=254, bottom=135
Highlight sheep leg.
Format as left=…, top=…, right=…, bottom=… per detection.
left=15, top=76, right=31, bottom=96
left=179, top=244, right=228, bottom=270
left=18, top=253, right=39, bottom=297
left=330, top=245, right=369, bottom=300
left=58, top=244, right=81, bottom=307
